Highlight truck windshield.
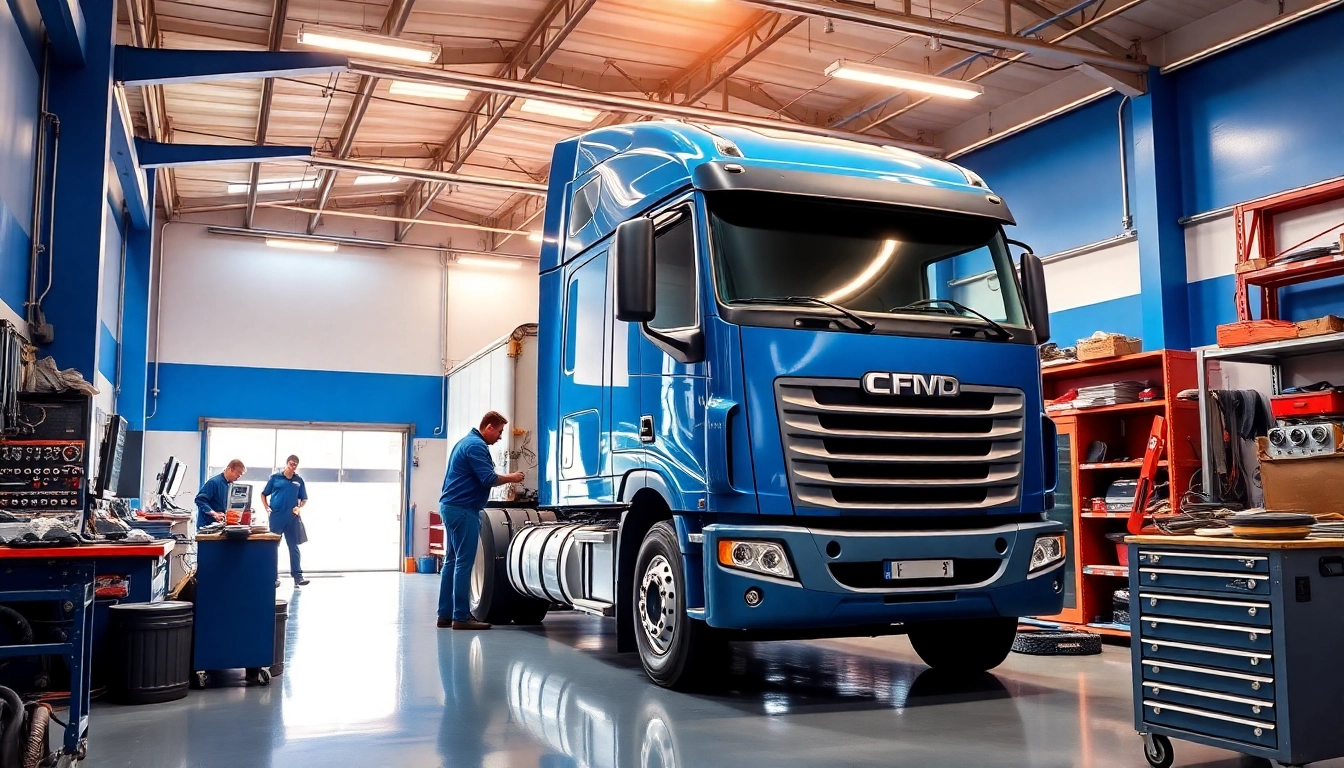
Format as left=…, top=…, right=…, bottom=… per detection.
left=708, top=191, right=1027, bottom=327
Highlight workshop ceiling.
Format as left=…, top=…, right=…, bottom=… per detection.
left=116, top=0, right=1247, bottom=242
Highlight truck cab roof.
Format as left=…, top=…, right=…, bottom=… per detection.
left=541, top=121, right=1011, bottom=273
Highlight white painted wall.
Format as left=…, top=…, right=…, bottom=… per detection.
left=1185, top=198, right=1344, bottom=282
left=1043, top=238, right=1142, bottom=313
left=141, top=429, right=204, bottom=506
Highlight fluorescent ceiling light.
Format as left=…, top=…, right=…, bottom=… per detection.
left=825, top=60, right=984, bottom=100
left=227, top=178, right=319, bottom=195
left=823, top=239, right=898, bottom=303
left=265, top=237, right=339, bottom=253
left=353, top=174, right=402, bottom=186
left=519, top=99, right=601, bottom=123
left=457, top=256, right=523, bottom=270
left=527, top=232, right=544, bottom=243
left=388, top=80, right=469, bottom=101
left=297, top=26, right=441, bottom=64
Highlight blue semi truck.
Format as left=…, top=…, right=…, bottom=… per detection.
left=467, top=121, right=1065, bottom=689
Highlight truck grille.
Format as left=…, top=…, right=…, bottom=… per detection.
left=775, top=378, right=1025, bottom=511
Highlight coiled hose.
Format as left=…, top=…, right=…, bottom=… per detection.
left=0, top=684, right=24, bottom=768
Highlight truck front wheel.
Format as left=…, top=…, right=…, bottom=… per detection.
left=633, top=522, right=724, bottom=689
left=907, top=616, right=1018, bottom=674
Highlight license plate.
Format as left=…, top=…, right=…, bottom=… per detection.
left=885, top=559, right=954, bottom=580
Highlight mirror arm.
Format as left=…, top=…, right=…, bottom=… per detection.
left=642, top=324, right=705, bottom=364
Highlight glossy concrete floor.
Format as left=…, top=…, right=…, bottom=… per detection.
left=80, top=573, right=1308, bottom=768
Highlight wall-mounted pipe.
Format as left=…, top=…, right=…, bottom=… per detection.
left=434, top=250, right=448, bottom=437
left=114, top=208, right=130, bottom=397
left=1117, top=95, right=1133, bottom=233
left=27, top=43, right=50, bottom=325
left=145, top=219, right=173, bottom=421
left=36, top=114, right=61, bottom=310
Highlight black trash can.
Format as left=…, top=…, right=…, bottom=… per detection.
left=107, top=601, right=194, bottom=704
left=271, top=599, right=288, bottom=677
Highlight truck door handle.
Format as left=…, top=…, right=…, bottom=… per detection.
left=639, top=416, right=655, bottom=443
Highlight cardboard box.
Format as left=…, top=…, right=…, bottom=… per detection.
left=1296, top=315, right=1344, bottom=338
left=1216, top=319, right=1298, bottom=347
left=1257, top=437, right=1344, bottom=515
left=1076, top=335, right=1142, bottom=361
left=1235, top=258, right=1269, bottom=274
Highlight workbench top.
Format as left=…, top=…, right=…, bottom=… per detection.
left=1126, top=534, right=1344, bottom=549
left=0, top=540, right=174, bottom=559
left=195, top=532, right=282, bottom=542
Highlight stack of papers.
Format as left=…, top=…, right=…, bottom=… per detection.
left=1073, top=381, right=1149, bottom=409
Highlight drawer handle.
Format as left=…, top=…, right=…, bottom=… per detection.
left=1251, top=681, right=1260, bottom=691
left=1248, top=607, right=1257, bottom=617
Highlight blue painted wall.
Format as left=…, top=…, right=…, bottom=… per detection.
left=960, top=95, right=1129, bottom=258
left=0, top=0, right=40, bottom=322
left=150, top=363, right=445, bottom=439
left=1174, top=7, right=1344, bottom=216
left=1176, top=6, right=1344, bottom=344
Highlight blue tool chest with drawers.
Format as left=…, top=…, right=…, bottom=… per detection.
left=1128, top=536, right=1344, bottom=768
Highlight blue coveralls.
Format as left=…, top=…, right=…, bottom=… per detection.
left=263, top=471, right=308, bottom=579
left=438, top=429, right=499, bottom=621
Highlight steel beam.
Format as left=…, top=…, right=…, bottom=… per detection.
left=124, top=0, right=178, bottom=216
left=733, top=0, right=1147, bottom=71
left=1010, top=0, right=1130, bottom=58
left=34, top=0, right=86, bottom=65
left=305, top=0, right=419, bottom=233
left=110, top=87, right=151, bottom=230
left=135, top=140, right=311, bottom=168
left=395, top=0, right=599, bottom=241
left=114, top=46, right=347, bottom=86
left=246, top=0, right=291, bottom=229
left=350, top=61, right=940, bottom=153
left=307, top=157, right=548, bottom=194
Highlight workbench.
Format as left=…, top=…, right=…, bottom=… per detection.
left=0, top=540, right=174, bottom=762
left=1127, top=535, right=1344, bottom=768
left=192, top=533, right=279, bottom=686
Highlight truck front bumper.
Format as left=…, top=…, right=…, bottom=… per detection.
left=698, top=519, right=1065, bottom=631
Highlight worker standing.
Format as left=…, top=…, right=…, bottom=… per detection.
left=194, top=459, right=245, bottom=529
left=262, top=455, right=309, bottom=587
left=438, top=411, right=524, bottom=630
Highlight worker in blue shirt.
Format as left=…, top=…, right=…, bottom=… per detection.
left=194, top=459, right=245, bottom=529
left=262, top=455, right=309, bottom=586
left=438, top=411, right=524, bottom=630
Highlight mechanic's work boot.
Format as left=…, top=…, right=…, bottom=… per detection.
left=451, top=619, right=491, bottom=630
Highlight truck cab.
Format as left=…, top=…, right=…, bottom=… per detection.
left=484, top=121, right=1065, bottom=689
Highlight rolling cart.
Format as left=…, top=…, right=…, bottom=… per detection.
left=1128, top=536, right=1344, bottom=768
left=192, top=533, right=279, bottom=687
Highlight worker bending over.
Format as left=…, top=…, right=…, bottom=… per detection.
left=437, top=411, right=524, bottom=630
left=195, top=459, right=245, bottom=529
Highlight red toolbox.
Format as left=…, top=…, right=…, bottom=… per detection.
left=1272, top=389, right=1344, bottom=419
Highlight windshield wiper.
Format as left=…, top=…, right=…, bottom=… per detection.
left=890, top=299, right=1012, bottom=341
left=729, top=296, right=875, bottom=333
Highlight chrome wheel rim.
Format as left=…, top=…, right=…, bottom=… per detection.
left=638, top=554, right=676, bottom=655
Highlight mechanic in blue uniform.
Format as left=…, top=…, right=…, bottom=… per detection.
left=262, top=454, right=309, bottom=586
left=194, top=459, right=245, bottom=529
left=437, top=411, right=524, bottom=630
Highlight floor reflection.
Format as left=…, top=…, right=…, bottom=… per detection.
left=81, top=573, right=1283, bottom=768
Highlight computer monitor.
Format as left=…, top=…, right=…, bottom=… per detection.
left=155, top=456, right=184, bottom=498
left=166, top=461, right=185, bottom=498
left=96, top=415, right=127, bottom=498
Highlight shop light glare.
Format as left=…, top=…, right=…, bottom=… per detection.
left=227, top=178, right=319, bottom=195
left=388, top=80, right=470, bottom=101
left=457, top=256, right=522, bottom=270
left=825, top=59, right=984, bottom=100
left=527, top=232, right=544, bottom=243
left=265, top=237, right=339, bottom=253
left=353, top=174, right=402, bottom=186
left=297, top=26, right=441, bottom=64
left=519, top=99, right=601, bottom=123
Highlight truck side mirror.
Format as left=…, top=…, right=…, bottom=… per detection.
left=614, top=218, right=655, bottom=323
left=1019, top=252, right=1051, bottom=345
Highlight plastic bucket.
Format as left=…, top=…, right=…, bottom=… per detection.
left=403, top=557, right=418, bottom=573
left=417, top=556, right=438, bottom=574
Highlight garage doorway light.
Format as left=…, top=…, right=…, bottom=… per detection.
left=825, top=60, right=984, bottom=100
left=297, top=26, right=441, bottom=64
left=266, top=237, right=339, bottom=253
left=353, top=174, right=402, bottom=186
left=456, top=256, right=522, bottom=270
left=227, top=178, right=318, bottom=195
left=388, top=81, right=470, bottom=101
left=519, top=99, right=600, bottom=123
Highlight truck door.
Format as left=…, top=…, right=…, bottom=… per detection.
left=558, top=248, right=612, bottom=505
left=638, top=205, right=708, bottom=510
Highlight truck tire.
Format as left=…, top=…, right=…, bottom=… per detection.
left=907, top=616, right=1018, bottom=674
left=633, top=522, right=726, bottom=690
left=471, top=509, right=550, bottom=625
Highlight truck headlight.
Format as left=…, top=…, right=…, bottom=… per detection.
left=1029, top=535, right=1066, bottom=573
left=717, top=539, right=795, bottom=580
